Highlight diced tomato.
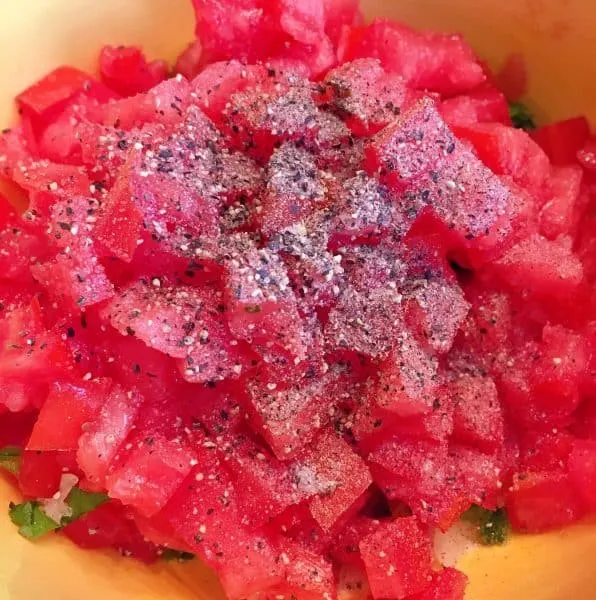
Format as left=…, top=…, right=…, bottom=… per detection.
left=322, top=59, right=414, bottom=136
left=577, top=138, right=596, bottom=173
left=449, top=374, right=504, bottom=453
left=360, top=516, right=433, bottom=599
left=3, top=7, right=596, bottom=598
left=0, top=409, right=38, bottom=448
left=506, top=471, right=583, bottom=533
left=99, top=45, right=169, bottom=97
left=295, top=430, right=372, bottom=532
left=568, top=439, right=596, bottom=510
left=245, top=370, right=335, bottom=459
left=532, top=117, right=590, bottom=166
left=16, top=66, right=114, bottom=128
left=220, top=434, right=300, bottom=528
left=27, top=379, right=111, bottom=451
left=31, top=248, right=114, bottom=313
left=370, top=337, right=438, bottom=418
left=63, top=500, right=159, bottom=563
left=409, top=567, right=468, bottom=600
left=105, top=280, right=251, bottom=384
left=345, top=19, right=484, bottom=96
left=0, top=202, right=47, bottom=283
left=77, top=384, right=144, bottom=488
left=440, top=83, right=510, bottom=127
left=453, top=122, right=550, bottom=194
left=0, top=299, right=75, bottom=382
left=158, top=450, right=284, bottom=599
left=18, top=450, right=80, bottom=498
left=539, top=165, right=583, bottom=239
left=106, top=435, right=195, bottom=518
left=174, top=40, right=203, bottom=80
left=495, top=52, right=527, bottom=101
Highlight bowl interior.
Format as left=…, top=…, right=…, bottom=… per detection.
left=1, top=1, right=596, bottom=599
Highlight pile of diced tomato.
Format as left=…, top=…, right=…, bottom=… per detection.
left=2, top=0, right=596, bottom=599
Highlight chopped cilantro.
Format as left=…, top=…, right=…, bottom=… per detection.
left=478, top=508, right=510, bottom=545
left=9, top=501, right=60, bottom=539
left=66, top=487, right=109, bottom=521
left=0, top=447, right=21, bottom=476
left=463, top=505, right=510, bottom=545
left=509, top=102, right=536, bottom=130
left=8, top=487, right=109, bottom=540
left=161, top=548, right=196, bottom=562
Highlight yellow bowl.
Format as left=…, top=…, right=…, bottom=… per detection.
left=1, top=1, right=596, bottom=599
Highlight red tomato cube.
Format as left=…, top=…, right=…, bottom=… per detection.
left=322, top=58, right=414, bottom=136
left=293, top=430, right=372, bottom=532
left=106, top=435, right=195, bottom=518
left=77, top=384, right=144, bottom=488
left=221, top=434, right=301, bottom=528
left=372, top=337, right=438, bottom=418
left=532, top=116, right=590, bottom=166
left=360, top=516, right=433, bottom=599
left=260, top=143, right=328, bottom=236
left=449, top=374, right=504, bottom=453
left=18, top=450, right=80, bottom=498
left=539, top=165, right=583, bottom=239
left=345, top=19, right=484, bottom=96
left=409, top=567, right=468, bottom=600
left=440, top=83, right=510, bottom=127
left=27, top=379, right=111, bottom=452
left=453, top=122, right=550, bottom=194
left=99, top=45, right=169, bottom=97
left=506, top=471, right=583, bottom=533
left=568, top=439, right=596, bottom=510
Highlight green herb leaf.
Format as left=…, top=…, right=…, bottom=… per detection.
left=478, top=507, right=510, bottom=545
left=161, top=549, right=195, bottom=562
left=509, top=102, right=536, bottom=131
left=8, top=487, right=109, bottom=540
left=463, top=505, right=510, bottom=545
left=65, top=487, right=109, bottom=522
left=0, top=447, right=21, bottom=476
left=9, top=501, right=60, bottom=539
